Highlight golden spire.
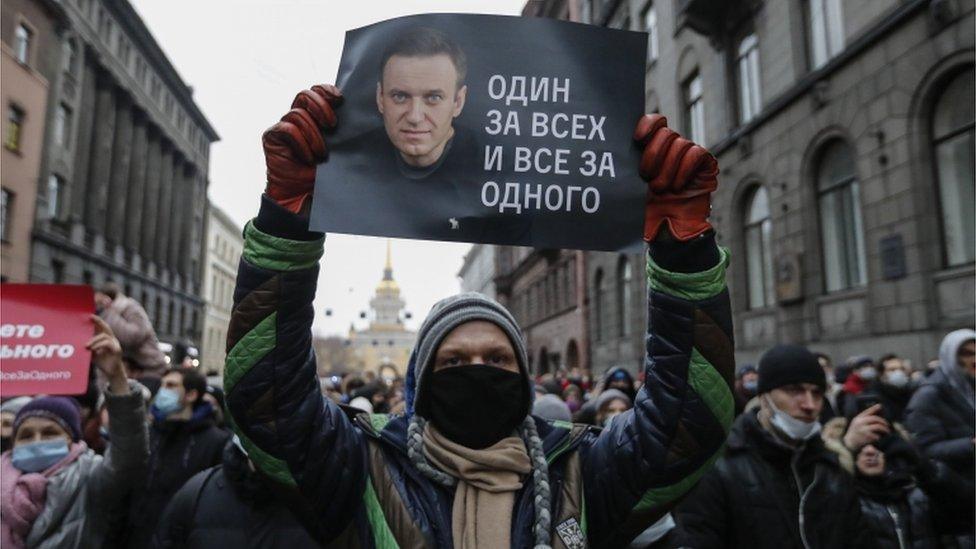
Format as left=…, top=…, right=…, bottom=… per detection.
left=378, top=239, right=399, bottom=292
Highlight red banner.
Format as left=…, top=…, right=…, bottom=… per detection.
left=1, top=284, right=93, bottom=396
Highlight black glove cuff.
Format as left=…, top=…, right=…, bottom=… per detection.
left=254, top=194, right=323, bottom=241
left=648, top=230, right=720, bottom=273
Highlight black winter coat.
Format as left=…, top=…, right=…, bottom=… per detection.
left=152, top=442, right=321, bottom=548
left=904, top=369, right=975, bottom=482
left=673, top=411, right=876, bottom=549
left=125, top=405, right=230, bottom=548
left=858, top=486, right=936, bottom=549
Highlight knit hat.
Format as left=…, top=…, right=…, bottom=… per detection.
left=0, top=396, right=33, bottom=417
left=596, top=388, right=633, bottom=411
left=13, top=396, right=82, bottom=442
left=532, top=394, right=572, bottom=423
left=404, top=292, right=552, bottom=548
left=757, top=344, right=826, bottom=394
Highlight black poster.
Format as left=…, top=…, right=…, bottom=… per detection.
left=311, top=14, right=647, bottom=251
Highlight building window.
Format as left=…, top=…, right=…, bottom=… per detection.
left=816, top=140, right=866, bottom=292
left=736, top=33, right=761, bottom=124
left=54, top=104, right=72, bottom=148
left=593, top=268, right=604, bottom=342
left=617, top=257, right=633, bottom=337
left=13, top=24, right=32, bottom=65
left=62, top=40, right=77, bottom=74
left=808, top=0, right=843, bottom=69
left=683, top=72, right=705, bottom=143
left=932, top=67, right=975, bottom=266
left=5, top=105, right=25, bottom=152
left=643, top=3, right=658, bottom=62
left=1, top=189, right=12, bottom=242
left=51, top=260, right=65, bottom=283
left=743, top=186, right=775, bottom=308
left=45, top=174, right=65, bottom=219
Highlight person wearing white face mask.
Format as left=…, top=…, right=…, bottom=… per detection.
left=673, top=344, right=876, bottom=549
left=844, top=354, right=916, bottom=423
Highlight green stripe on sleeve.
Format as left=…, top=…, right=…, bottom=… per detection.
left=632, top=451, right=721, bottom=513
left=646, top=246, right=730, bottom=301
left=364, top=475, right=400, bottom=548
left=242, top=221, right=324, bottom=271
left=225, top=414, right=297, bottom=487
left=688, top=348, right=734, bottom=433
left=224, top=313, right=277, bottom=395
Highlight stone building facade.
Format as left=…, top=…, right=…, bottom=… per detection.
left=457, top=244, right=497, bottom=299
left=24, top=0, right=219, bottom=347
left=535, top=0, right=975, bottom=370
left=494, top=247, right=590, bottom=375
left=0, top=0, right=67, bottom=281
left=200, top=204, right=241, bottom=377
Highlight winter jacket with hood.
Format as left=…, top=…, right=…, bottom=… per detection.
left=99, top=294, right=167, bottom=378
left=222, top=197, right=736, bottom=548
left=904, top=330, right=975, bottom=482
left=15, top=382, right=148, bottom=549
left=124, top=402, right=230, bottom=548
left=152, top=440, right=320, bottom=548
left=672, top=410, right=876, bottom=549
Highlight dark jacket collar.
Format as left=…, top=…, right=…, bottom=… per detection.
left=727, top=410, right=836, bottom=469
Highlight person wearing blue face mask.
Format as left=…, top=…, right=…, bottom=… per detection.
left=122, top=367, right=229, bottom=548
left=733, top=364, right=759, bottom=416
left=0, top=316, right=148, bottom=549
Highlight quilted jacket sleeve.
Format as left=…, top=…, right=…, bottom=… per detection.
left=223, top=196, right=368, bottom=541
left=581, top=233, right=735, bottom=547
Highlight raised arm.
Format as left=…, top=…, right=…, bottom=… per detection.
left=222, top=85, right=368, bottom=542
left=582, top=115, right=735, bottom=546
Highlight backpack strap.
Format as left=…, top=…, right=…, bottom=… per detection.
left=166, top=466, right=220, bottom=546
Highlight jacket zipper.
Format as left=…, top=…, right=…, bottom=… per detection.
left=790, top=451, right=818, bottom=549
left=886, top=505, right=906, bottom=549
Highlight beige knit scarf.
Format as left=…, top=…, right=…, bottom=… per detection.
left=422, top=424, right=532, bottom=549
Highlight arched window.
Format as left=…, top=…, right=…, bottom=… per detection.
left=743, top=186, right=775, bottom=308
left=617, top=256, right=633, bottom=336
left=932, top=67, right=975, bottom=267
left=593, top=269, right=604, bottom=342
left=816, top=140, right=866, bottom=291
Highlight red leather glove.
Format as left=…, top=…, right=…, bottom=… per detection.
left=263, top=84, right=343, bottom=214
left=634, top=114, right=719, bottom=242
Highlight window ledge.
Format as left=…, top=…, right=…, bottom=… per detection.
left=814, top=286, right=867, bottom=306
left=932, top=263, right=975, bottom=283
left=740, top=306, right=776, bottom=318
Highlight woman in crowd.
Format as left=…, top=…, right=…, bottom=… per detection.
left=0, top=316, right=148, bottom=548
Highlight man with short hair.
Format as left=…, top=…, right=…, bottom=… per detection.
left=375, top=26, right=468, bottom=171
left=847, top=353, right=914, bottom=422
left=233, top=84, right=736, bottom=547
left=124, top=367, right=229, bottom=548
left=95, top=281, right=167, bottom=378
left=674, top=343, right=875, bottom=548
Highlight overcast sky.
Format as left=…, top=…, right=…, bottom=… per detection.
left=127, top=1, right=528, bottom=337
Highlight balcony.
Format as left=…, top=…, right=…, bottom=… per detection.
left=676, top=0, right=762, bottom=43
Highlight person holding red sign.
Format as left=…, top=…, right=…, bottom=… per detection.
left=0, top=317, right=148, bottom=549
left=223, top=84, right=733, bottom=547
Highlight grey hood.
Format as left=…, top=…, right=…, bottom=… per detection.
left=938, top=328, right=976, bottom=411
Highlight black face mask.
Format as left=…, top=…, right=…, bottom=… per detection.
left=0, top=437, right=10, bottom=453
left=422, top=364, right=527, bottom=449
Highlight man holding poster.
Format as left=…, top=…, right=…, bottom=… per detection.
left=233, top=14, right=733, bottom=548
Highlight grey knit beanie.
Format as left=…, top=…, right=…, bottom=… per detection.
left=405, top=292, right=553, bottom=548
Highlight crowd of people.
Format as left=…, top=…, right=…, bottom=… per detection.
left=0, top=78, right=973, bottom=548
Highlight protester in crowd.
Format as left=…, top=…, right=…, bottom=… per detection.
left=532, top=394, right=572, bottom=423
left=846, top=353, right=915, bottom=423
left=124, top=367, right=230, bottom=548
left=562, top=383, right=583, bottom=414
left=152, top=437, right=320, bottom=548
left=904, top=329, right=976, bottom=544
left=95, top=281, right=168, bottom=379
left=0, top=397, right=32, bottom=454
left=673, top=343, right=874, bottom=548
left=574, top=366, right=639, bottom=425
left=0, top=316, right=148, bottom=549
left=733, top=364, right=758, bottom=416
left=594, top=388, right=632, bottom=429
left=221, top=85, right=734, bottom=547
left=822, top=412, right=973, bottom=549
left=816, top=352, right=844, bottom=419
left=201, top=386, right=227, bottom=430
